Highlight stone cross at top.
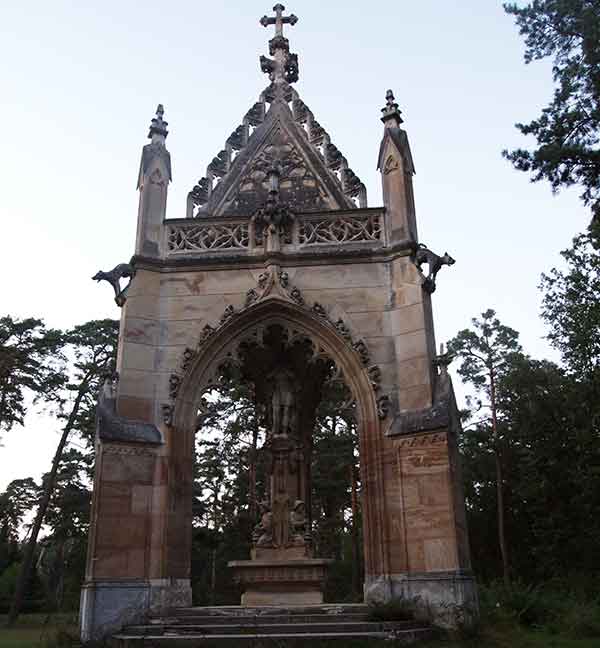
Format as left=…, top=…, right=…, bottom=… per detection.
left=258, top=4, right=300, bottom=85
left=260, top=4, right=298, bottom=38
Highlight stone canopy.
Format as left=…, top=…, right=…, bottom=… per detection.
left=82, top=4, right=478, bottom=642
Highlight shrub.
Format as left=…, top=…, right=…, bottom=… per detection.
left=366, top=597, right=418, bottom=622
left=481, top=580, right=600, bottom=638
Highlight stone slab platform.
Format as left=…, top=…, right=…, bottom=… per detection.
left=228, top=559, right=332, bottom=606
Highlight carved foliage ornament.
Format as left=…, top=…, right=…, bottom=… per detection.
left=299, top=213, right=382, bottom=246
left=383, top=154, right=400, bottom=175
left=163, top=267, right=391, bottom=424
left=167, top=222, right=249, bottom=253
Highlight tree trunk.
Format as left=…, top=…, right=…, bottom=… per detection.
left=490, top=366, right=510, bottom=586
left=210, top=547, right=217, bottom=604
left=249, top=394, right=259, bottom=521
left=7, top=379, right=89, bottom=627
left=210, top=484, right=219, bottom=604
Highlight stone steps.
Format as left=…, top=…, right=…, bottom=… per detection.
left=110, top=605, right=434, bottom=646
left=168, top=604, right=370, bottom=616
left=148, top=613, right=370, bottom=625
left=125, top=620, right=421, bottom=635
left=111, top=629, right=433, bottom=646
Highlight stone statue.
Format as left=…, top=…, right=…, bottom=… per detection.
left=252, top=162, right=295, bottom=253
left=252, top=368, right=311, bottom=552
left=290, top=500, right=306, bottom=540
left=92, top=263, right=135, bottom=306
left=254, top=500, right=273, bottom=547
left=413, top=245, right=455, bottom=294
left=269, top=368, right=298, bottom=437
left=272, top=496, right=290, bottom=548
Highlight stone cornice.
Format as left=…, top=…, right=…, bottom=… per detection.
left=132, top=239, right=414, bottom=273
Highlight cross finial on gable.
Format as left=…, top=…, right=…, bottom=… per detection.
left=260, top=4, right=298, bottom=38
left=259, top=5, right=300, bottom=86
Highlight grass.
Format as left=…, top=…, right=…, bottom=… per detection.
left=419, top=627, right=600, bottom=647
left=0, top=614, right=77, bottom=648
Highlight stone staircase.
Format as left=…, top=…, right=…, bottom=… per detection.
left=110, top=604, right=435, bottom=646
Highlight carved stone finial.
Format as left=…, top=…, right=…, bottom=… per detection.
left=259, top=4, right=299, bottom=87
left=381, top=89, right=403, bottom=126
left=434, top=343, right=454, bottom=374
left=148, top=104, right=169, bottom=139
left=252, top=160, right=295, bottom=250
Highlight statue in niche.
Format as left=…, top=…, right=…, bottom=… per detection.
left=252, top=366, right=313, bottom=551
left=268, top=368, right=298, bottom=438
left=272, top=495, right=290, bottom=548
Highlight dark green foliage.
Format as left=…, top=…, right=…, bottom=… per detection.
left=447, top=310, right=522, bottom=584
left=458, top=350, right=600, bottom=583
left=447, top=309, right=522, bottom=398
left=61, top=318, right=120, bottom=450
left=0, top=318, right=118, bottom=622
left=540, top=232, right=600, bottom=379
left=482, top=581, right=600, bottom=638
left=0, top=480, right=40, bottom=548
left=0, top=317, right=65, bottom=438
left=453, top=237, right=600, bottom=591
left=503, top=1, right=600, bottom=231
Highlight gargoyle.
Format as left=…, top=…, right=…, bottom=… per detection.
left=413, top=245, right=455, bottom=293
left=92, top=263, right=135, bottom=306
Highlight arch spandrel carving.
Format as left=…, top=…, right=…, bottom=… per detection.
left=162, top=266, right=391, bottom=434
left=172, top=298, right=380, bottom=431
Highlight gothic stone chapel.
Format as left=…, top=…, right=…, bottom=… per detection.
left=81, top=5, right=477, bottom=641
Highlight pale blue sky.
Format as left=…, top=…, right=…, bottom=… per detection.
left=0, top=0, right=591, bottom=488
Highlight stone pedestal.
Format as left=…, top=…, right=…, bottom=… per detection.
left=229, top=558, right=332, bottom=605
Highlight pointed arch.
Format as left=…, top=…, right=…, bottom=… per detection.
left=168, top=296, right=390, bottom=586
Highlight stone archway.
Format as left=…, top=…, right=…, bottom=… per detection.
left=166, top=282, right=390, bottom=603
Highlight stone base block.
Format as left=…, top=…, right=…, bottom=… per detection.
left=228, top=559, right=332, bottom=606
left=365, top=570, right=479, bottom=629
left=79, top=578, right=192, bottom=641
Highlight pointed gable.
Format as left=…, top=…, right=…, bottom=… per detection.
left=186, top=5, right=368, bottom=220
left=188, top=87, right=367, bottom=218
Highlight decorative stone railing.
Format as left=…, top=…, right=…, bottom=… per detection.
left=164, top=209, right=385, bottom=256
left=298, top=211, right=382, bottom=246
left=167, top=220, right=250, bottom=253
